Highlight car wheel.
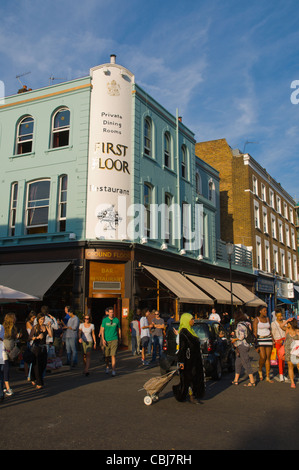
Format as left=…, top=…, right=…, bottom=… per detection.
left=212, top=358, right=222, bottom=380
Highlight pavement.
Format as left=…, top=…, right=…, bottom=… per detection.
left=1, top=347, right=299, bottom=451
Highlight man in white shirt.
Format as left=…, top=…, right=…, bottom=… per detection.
left=209, top=308, right=221, bottom=322
left=140, top=309, right=151, bottom=366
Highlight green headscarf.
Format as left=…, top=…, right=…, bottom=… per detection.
left=178, top=313, right=198, bottom=337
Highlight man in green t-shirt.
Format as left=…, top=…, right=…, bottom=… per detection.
left=100, top=307, right=121, bottom=376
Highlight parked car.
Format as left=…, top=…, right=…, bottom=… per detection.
left=160, top=319, right=235, bottom=380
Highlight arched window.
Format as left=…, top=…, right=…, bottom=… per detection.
left=164, top=132, right=171, bottom=168
left=165, top=193, right=173, bottom=244
left=181, top=144, right=187, bottom=179
left=51, top=107, right=70, bottom=148
left=26, top=179, right=50, bottom=234
left=144, top=117, right=152, bottom=157
left=195, top=171, right=202, bottom=195
left=208, top=179, right=216, bottom=204
left=144, top=183, right=152, bottom=237
left=16, top=116, right=34, bottom=154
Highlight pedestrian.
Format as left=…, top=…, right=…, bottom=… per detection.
left=98, top=307, right=109, bottom=354
left=24, top=311, right=36, bottom=381
left=29, top=313, right=53, bottom=389
left=147, top=309, right=155, bottom=355
left=3, top=313, right=20, bottom=397
left=231, top=309, right=256, bottom=387
left=100, top=307, right=121, bottom=376
left=172, top=313, right=205, bottom=404
left=151, top=310, right=165, bottom=363
left=130, top=315, right=141, bottom=356
left=26, top=311, right=36, bottom=338
left=0, top=322, right=4, bottom=402
left=253, top=305, right=274, bottom=383
left=209, top=308, right=221, bottom=322
left=271, top=309, right=288, bottom=382
left=140, top=309, right=150, bottom=366
left=53, top=317, right=64, bottom=357
left=63, top=306, right=79, bottom=369
left=284, top=318, right=299, bottom=389
left=166, top=313, right=175, bottom=332
left=79, top=313, right=96, bottom=376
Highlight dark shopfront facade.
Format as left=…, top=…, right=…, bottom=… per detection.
left=0, top=241, right=259, bottom=347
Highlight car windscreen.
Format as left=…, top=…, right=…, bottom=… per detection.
left=193, top=324, right=209, bottom=341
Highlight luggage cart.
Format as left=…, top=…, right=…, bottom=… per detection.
left=141, top=369, right=178, bottom=406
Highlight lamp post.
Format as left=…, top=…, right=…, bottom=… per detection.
left=226, top=242, right=234, bottom=318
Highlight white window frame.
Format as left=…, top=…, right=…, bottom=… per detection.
left=9, top=182, right=18, bottom=236
left=273, top=245, right=279, bottom=273
left=256, top=236, right=262, bottom=270
left=144, top=117, right=152, bottom=157
left=51, top=107, right=70, bottom=149
left=25, top=179, right=50, bottom=234
left=265, top=241, right=270, bottom=273
left=58, top=175, right=67, bottom=232
left=254, top=202, right=260, bottom=229
left=269, top=189, right=274, bottom=208
left=16, top=115, right=34, bottom=155
left=252, top=176, right=258, bottom=196
left=263, top=208, right=268, bottom=233
left=280, top=249, right=285, bottom=276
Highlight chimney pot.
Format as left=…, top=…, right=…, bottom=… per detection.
left=110, top=54, right=116, bottom=64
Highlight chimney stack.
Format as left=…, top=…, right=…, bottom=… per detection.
left=110, top=54, right=116, bottom=64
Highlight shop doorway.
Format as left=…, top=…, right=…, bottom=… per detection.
left=89, top=298, right=119, bottom=337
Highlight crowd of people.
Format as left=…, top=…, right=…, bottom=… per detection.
left=0, top=304, right=122, bottom=400
left=0, top=302, right=299, bottom=403
left=131, top=304, right=299, bottom=399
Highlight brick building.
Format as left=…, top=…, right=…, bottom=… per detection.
left=196, top=139, right=298, bottom=310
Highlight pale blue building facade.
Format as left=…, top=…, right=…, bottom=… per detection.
left=0, top=55, right=255, bottom=327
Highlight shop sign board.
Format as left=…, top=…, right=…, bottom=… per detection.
left=86, top=61, right=134, bottom=240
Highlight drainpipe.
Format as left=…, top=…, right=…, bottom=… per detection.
left=176, top=109, right=181, bottom=252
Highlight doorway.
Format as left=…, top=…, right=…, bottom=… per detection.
left=89, top=297, right=119, bottom=337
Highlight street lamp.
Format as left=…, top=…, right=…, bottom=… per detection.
left=226, top=242, right=234, bottom=318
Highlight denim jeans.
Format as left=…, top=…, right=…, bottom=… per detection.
left=152, top=335, right=163, bottom=362
left=147, top=335, right=153, bottom=355
left=65, top=337, right=78, bottom=365
left=131, top=335, right=140, bottom=355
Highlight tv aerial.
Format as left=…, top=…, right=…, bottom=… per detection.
left=243, top=141, right=259, bottom=153
left=16, top=71, right=31, bottom=86
left=49, top=75, right=67, bottom=85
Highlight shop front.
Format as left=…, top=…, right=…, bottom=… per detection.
left=85, top=247, right=132, bottom=345
left=255, top=273, right=275, bottom=315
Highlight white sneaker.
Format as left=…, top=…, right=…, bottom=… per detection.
left=105, top=367, right=109, bottom=374
left=5, top=388, right=14, bottom=397
left=111, top=370, right=116, bottom=377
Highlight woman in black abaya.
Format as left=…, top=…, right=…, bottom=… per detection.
left=173, top=313, right=205, bottom=403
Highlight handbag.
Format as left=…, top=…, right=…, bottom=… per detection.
left=270, top=347, right=278, bottom=366
left=290, top=340, right=299, bottom=357
left=6, top=344, right=20, bottom=361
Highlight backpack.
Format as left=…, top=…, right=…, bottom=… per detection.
left=240, top=322, right=255, bottom=346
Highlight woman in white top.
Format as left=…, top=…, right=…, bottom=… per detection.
left=253, top=305, right=273, bottom=383
left=79, top=314, right=96, bottom=376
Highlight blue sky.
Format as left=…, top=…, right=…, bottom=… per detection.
left=1, top=0, right=299, bottom=200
